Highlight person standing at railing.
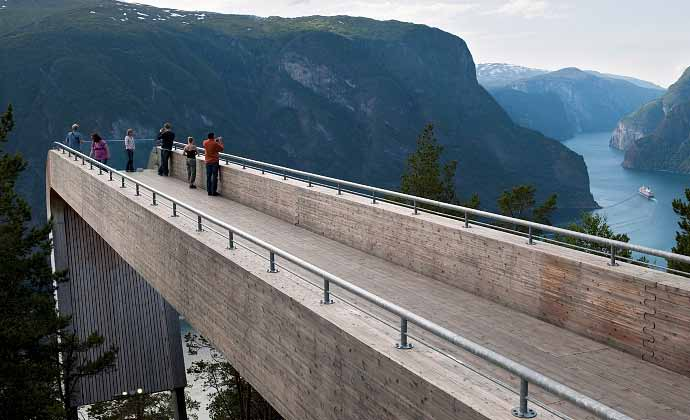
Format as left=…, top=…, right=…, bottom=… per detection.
left=203, top=133, right=223, bottom=196
left=124, top=129, right=135, bottom=172
left=65, top=123, right=83, bottom=152
left=183, top=137, right=198, bottom=189
left=90, top=133, right=110, bottom=165
left=157, top=122, right=175, bottom=176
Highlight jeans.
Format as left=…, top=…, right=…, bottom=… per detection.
left=159, top=149, right=171, bottom=175
left=206, top=162, right=219, bottom=194
left=186, top=158, right=196, bottom=185
left=126, top=149, right=134, bottom=172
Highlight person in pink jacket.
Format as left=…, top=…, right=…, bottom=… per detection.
left=90, top=133, right=110, bottom=165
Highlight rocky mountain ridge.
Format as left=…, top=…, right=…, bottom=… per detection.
left=0, top=0, right=597, bottom=216
left=476, top=63, right=549, bottom=88
left=615, top=67, right=690, bottom=173
left=486, top=67, right=663, bottom=140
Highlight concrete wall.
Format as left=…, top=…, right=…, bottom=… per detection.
left=50, top=191, right=186, bottom=406
left=169, top=150, right=690, bottom=377
left=48, top=150, right=558, bottom=420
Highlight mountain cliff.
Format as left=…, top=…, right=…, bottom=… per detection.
left=0, top=0, right=597, bottom=215
left=476, top=63, right=548, bottom=89
left=619, top=67, right=690, bottom=172
left=489, top=68, right=663, bottom=140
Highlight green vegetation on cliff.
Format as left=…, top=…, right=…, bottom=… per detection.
left=0, top=0, right=596, bottom=215
left=620, top=67, right=690, bottom=172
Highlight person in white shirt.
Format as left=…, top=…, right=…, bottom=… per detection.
left=124, top=129, right=135, bottom=172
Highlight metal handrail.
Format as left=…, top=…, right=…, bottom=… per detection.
left=54, top=142, right=633, bottom=420
left=173, top=141, right=690, bottom=269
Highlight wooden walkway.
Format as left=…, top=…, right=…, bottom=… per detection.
left=132, top=170, right=690, bottom=420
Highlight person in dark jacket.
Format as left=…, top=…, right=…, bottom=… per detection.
left=157, top=122, right=175, bottom=176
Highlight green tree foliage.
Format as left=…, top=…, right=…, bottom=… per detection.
left=670, top=188, right=690, bottom=274
left=400, top=123, right=479, bottom=210
left=58, top=330, right=118, bottom=417
left=87, top=390, right=199, bottom=420
left=557, top=212, right=631, bottom=259
left=0, top=103, right=116, bottom=419
left=185, top=333, right=282, bottom=420
left=497, top=184, right=557, bottom=231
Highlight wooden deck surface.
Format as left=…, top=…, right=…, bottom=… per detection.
left=131, top=170, right=690, bottom=420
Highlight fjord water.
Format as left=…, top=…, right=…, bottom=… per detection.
left=562, top=131, right=690, bottom=255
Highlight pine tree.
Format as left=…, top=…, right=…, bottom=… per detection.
left=87, top=390, right=199, bottom=420
left=669, top=188, right=690, bottom=274
left=558, top=212, right=631, bottom=259
left=497, top=185, right=557, bottom=231
left=400, top=123, right=479, bottom=209
left=0, top=103, right=116, bottom=419
left=185, top=333, right=282, bottom=420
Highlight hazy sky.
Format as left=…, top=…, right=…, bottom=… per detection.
left=124, top=0, right=689, bottom=87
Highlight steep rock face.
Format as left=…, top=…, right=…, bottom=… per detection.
left=609, top=100, right=664, bottom=150
left=489, top=88, right=574, bottom=140
left=621, top=68, right=690, bottom=172
left=0, top=0, right=597, bottom=215
left=504, top=68, right=663, bottom=136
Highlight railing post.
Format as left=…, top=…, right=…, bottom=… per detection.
left=337, top=184, right=342, bottom=195
left=372, top=191, right=377, bottom=204
left=308, top=177, right=312, bottom=187
left=152, top=192, right=157, bottom=206
left=396, top=318, right=413, bottom=349
left=81, top=156, right=85, bottom=166
left=197, top=215, right=203, bottom=232
left=527, top=226, right=534, bottom=245
left=120, top=176, right=126, bottom=188
left=89, top=161, right=93, bottom=170
left=464, top=211, right=470, bottom=228
left=172, top=202, right=177, bottom=217
left=109, top=170, right=113, bottom=181
left=242, top=164, right=246, bottom=169
left=413, top=200, right=418, bottom=215
left=512, top=378, right=536, bottom=418
left=225, top=158, right=229, bottom=165
left=268, top=252, right=278, bottom=273
left=609, top=244, right=618, bottom=266
left=135, top=184, right=140, bottom=196
left=283, top=171, right=287, bottom=181
left=227, top=230, right=235, bottom=250
left=321, top=278, right=334, bottom=304
left=99, top=166, right=102, bottom=175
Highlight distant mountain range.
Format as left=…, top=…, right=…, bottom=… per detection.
left=477, top=63, right=665, bottom=91
left=478, top=64, right=664, bottom=140
left=611, top=67, right=690, bottom=173
left=476, top=63, right=549, bottom=88
left=0, top=0, right=597, bottom=217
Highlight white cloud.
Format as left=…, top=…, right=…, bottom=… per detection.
left=488, top=0, right=551, bottom=18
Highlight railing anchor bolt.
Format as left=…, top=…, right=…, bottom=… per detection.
left=396, top=318, right=413, bottom=350
left=512, top=379, right=537, bottom=418
left=320, top=278, right=334, bottom=305
left=268, top=252, right=278, bottom=273
left=608, top=244, right=619, bottom=267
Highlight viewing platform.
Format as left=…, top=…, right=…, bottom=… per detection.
left=47, top=144, right=690, bottom=420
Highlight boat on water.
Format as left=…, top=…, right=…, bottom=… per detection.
left=639, top=185, right=654, bottom=199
